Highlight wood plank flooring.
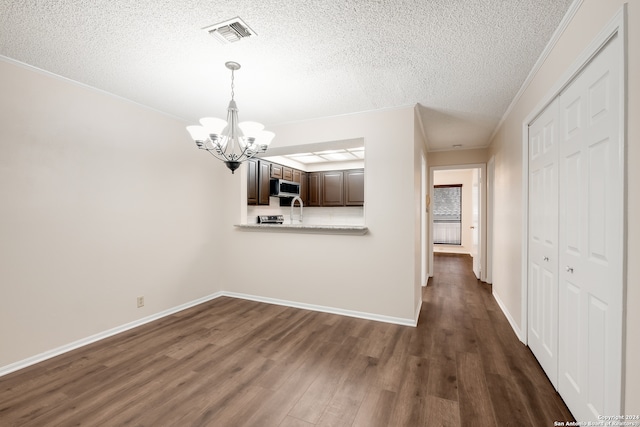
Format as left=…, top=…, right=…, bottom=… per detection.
left=0, top=253, right=574, bottom=426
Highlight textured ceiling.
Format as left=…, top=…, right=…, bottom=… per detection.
left=0, top=0, right=573, bottom=151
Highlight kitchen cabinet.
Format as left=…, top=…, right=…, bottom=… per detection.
left=344, top=169, right=364, bottom=206
left=292, top=169, right=302, bottom=184
left=252, top=161, right=361, bottom=207
left=283, top=166, right=293, bottom=181
left=272, top=163, right=294, bottom=181
left=270, top=163, right=283, bottom=179
left=247, top=159, right=258, bottom=205
left=247, top=159, right=271, bottom=205
left=258, top=161, right=271, bottom=205
left=292, top=169, right=308, bottom=205
left=307, top=169, right=364, bottom=207
left=322, top=171, right=344, bottom=206
left=308, top=173, right=321, bottom=206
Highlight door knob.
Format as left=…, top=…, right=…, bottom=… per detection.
left=566, top=266, right=574, bottom=273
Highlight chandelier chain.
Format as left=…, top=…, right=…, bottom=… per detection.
left=230, top=69, right=235, bottom=100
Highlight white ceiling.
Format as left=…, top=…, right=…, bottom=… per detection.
left=0, top=0, right=573, bottom=152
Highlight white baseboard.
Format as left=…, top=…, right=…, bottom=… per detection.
left=223, top=291, right=418, bottom=327
left=0, top=290, right=418, bottom=378
left=0, top=292, right=224, bottom=377
left=492, top=290, right=525, bottom=343
left=414, top=299, right=423, bottom=324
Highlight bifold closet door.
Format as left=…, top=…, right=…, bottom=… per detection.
left=527, top=98, right=559, bottom=389
left=557, top=34, right=623, bottom=421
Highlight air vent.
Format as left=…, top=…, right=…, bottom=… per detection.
left=203, top=17, right=256, bottom=44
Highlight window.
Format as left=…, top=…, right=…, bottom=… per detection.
left=433, top=184, right=462, bottom=245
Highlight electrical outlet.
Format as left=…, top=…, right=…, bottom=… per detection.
left=137, top=296, right=144, bottom=308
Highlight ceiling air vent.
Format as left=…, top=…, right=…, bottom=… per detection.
left=203, top=17, right=256, bottom=44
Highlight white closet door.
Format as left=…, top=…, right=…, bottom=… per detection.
left=558, top=34, right=623, bottom=421
left=528, top=98, right=559, bottom=389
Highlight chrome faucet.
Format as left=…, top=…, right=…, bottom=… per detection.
left=290, top=196, right=303, bottom=224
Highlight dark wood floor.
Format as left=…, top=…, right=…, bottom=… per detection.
left=0, top=253, right=573, bottom=426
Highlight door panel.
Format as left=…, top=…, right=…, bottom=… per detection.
left=527, top=98, right=559, bottom=388
left=558, top=34, right=622, bottom=421
left=471, top=169, right=480, bottom=278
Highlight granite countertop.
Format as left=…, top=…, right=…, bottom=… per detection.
left=234, top=223, right=368, bottom=235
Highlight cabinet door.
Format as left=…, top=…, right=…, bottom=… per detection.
left=247, top=159, right=258, bottom=205
left=292, top=169, right=302, bottom=183
left=308, top=172, right=321, bottom=207
left=344, top=169, right=364, bottom=206
left=299, top=172, right=308, bottom=205
left=271, top=163, right=283, bottom=179
left=283, top=166, right=293, bottom=181
left=258, top=161, right=271, bottom=205
left=322, top=171, right=344, bottom=206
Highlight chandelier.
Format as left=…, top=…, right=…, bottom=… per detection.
left=186, top=61, right=274, bottom=173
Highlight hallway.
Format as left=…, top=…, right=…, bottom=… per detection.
left=425, top=253, right=574, bottom=425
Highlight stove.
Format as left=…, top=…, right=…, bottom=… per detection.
left=257, top=215, right=284, bottom=224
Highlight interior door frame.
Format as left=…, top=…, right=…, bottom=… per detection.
left=520, top=4, right=627, bottom=408
left=429, top=163, right=487, bottom=282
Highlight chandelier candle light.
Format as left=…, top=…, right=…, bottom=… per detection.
left=186, top=61, right=274, bottom=173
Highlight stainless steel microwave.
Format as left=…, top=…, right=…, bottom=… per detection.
left=270, top=179, right=300, bottom=198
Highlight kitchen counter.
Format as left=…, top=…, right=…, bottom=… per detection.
left=234, top=223, right=368, bottom=235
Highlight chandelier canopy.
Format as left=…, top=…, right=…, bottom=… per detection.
left=186, top=61, right=274, bottom=173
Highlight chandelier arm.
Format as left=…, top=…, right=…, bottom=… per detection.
left=205, top=146, right=232, bottom=163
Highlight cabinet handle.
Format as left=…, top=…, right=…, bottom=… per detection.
left=543, top=256, right=549, bottom=262
left=566, top=266, right=574, bottom=273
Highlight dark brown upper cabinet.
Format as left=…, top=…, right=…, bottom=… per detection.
left=258, top=161, right=271, bottom=205
left=283, top=166, right=293, bottom=181
left=247, top=159, right=271, bottom=206
left=292, top=169, right=308, bottom=205
left=306, top=169, right=364, bottom=207
left=344, top=169, right=364, bottom=206
left=321, top=171, right=345, bottom=206
left=308, top=172, right=321, bottom=207
left=247, top=159, right=258, bottom=205
left=270, top=163, right=283, bottom=179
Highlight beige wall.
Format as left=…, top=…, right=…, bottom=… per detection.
left=218, top=107, right=423, bottom=322
left=0, top=59, right=225, bottom=368
left=488, top=0, right=639, bottom=413
left=427, top=147, right=488, bottom=167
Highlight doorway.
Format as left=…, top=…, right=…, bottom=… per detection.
left=429, top=164, right=486, bottom=281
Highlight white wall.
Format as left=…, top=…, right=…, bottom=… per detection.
left=0, top=58, right=225, bottom=369
left=487, top=0, right=639, bottom=413
left=219, top=107, right=423, bottom=323
left=433, top=169, right=474, bottom=254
